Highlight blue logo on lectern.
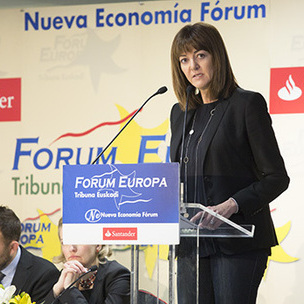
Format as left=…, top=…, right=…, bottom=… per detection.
left=63, top=163, right=179, bottom=224
left=74, top=164, right=168, bottom=210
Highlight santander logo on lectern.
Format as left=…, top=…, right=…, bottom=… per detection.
left=103, top=227, right=137, bottom=241
left=270, top=67, right=304, bottom=114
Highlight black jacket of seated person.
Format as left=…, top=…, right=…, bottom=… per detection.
left=11, top=246, right=60, bottom=304
left=44, top=259, right=130, bottom=304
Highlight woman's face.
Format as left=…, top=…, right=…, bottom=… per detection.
left=179, top=48, right=214, bottom=95
left=59, top=228, right=99, bottom=268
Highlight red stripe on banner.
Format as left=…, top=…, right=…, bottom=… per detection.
left=50, top=108, right=139, bottom=145
left=23, top=208, right=61, bottom=221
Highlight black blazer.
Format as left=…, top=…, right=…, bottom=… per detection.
left=170, top=88, right=290, bottom=255
left=12, top=246, right=60, bottom=303
left=44, top=259, right=130, bottom=304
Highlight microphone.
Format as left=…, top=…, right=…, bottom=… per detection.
left=157, top=86, right=168, bottom=94
left=50, top=265, right=98, bottom=304
left=92, top=86, right=168, bottom=164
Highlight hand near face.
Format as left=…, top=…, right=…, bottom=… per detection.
left=53, top=260, right=87, bottom=297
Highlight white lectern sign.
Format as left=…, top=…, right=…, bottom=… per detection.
left=62, top=163, right=180, bottom=245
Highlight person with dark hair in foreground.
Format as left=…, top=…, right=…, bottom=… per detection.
left=170, top=22, right=289, bottom=303
left=0, top=205, right=60, bottom=303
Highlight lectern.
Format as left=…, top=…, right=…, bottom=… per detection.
left=167, top=201, right=255, bottom=304
left=62, top=163, right=254, bottom=304
left=62, top=163, right=180, bottom=303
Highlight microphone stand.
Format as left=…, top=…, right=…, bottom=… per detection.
left=91, top=86, right=168, bottom=165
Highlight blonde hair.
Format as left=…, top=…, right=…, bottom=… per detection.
left=53, top=217, right=112, bottom=264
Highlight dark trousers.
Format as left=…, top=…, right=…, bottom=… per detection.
left=177, top=249, right=269, bottom=304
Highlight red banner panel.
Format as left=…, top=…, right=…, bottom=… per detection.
left=270, top=67, right=304, bottom=114
left=0, top=78, right=21, bottom=122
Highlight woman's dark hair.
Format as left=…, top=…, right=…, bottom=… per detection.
left=0, top=205, right=21, bottom=245
left=171, top=22, right=238, bottom=110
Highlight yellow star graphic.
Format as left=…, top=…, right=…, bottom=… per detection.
left=264, top=221, right=298, bottom=278
left=111, top=104, right=169, bottom=164
left=25, top=209, right=61, bottom=262
left=143, top=245, right=170, bottom=279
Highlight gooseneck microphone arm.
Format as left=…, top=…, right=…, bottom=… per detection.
left=50, top=265, right=98, bottom=304
left=92, top=86, right=168, bottom=165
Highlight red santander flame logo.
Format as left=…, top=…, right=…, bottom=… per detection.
left=270, top=67, right=304, bottom=114
left=103, top=227, right=137, bottom=241
left=0, top=78, right=21, bottom=122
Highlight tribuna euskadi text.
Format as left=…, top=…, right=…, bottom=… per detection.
left=24, top=2, right=266, bottom=31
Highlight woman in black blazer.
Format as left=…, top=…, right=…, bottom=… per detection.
left=170, top=22, right=289, bottom=304
left=44, top=218, right=130, bottom=304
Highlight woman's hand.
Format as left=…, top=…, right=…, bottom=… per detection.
left=52, top=260, right=87, bottom=297
left=190, top=198, right=238, bottom=230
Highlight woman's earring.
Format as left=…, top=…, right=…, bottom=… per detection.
left=195, top=87, right=200, bottom=95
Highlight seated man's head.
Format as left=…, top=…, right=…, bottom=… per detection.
left=0, top=205, right=21, bottom=270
